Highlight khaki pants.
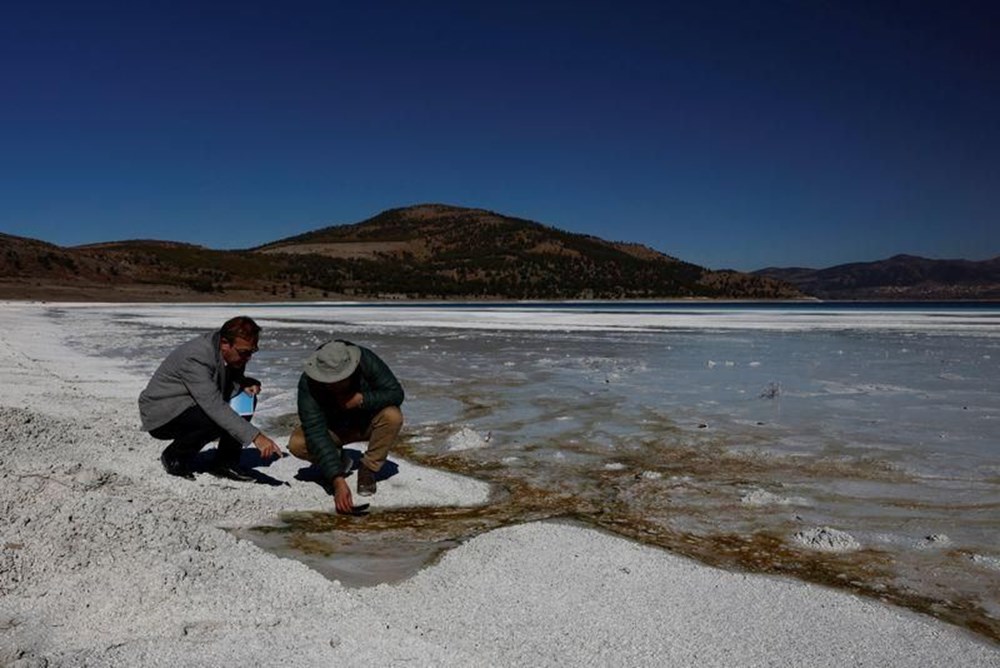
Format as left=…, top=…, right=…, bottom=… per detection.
left=287, top=406, right=403, bottom=473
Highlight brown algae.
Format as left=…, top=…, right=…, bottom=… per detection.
left=241, top=433, right=1000, bottom=644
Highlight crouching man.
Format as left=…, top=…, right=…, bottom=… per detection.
left=138, top=316, right=283, bottom=481
left=288, top=339, right=404, bottom=513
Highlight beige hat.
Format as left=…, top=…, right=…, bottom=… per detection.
left=304, top=341, right=361, bottom=383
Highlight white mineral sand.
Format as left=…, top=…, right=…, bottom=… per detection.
left=1, top=302, right=997, bottom=667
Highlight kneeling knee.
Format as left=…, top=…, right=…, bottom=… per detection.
left=380, top=405, right=403, bottom=428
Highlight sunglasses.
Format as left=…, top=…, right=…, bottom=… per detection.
left=227, top=341, right=259, bottom=358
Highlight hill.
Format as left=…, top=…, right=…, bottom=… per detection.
left=255, top=204, right=799, bottom=300
left=754, top=254, right=1000, bottom=300
left=0, top=232, right=297, bottom=301
left=0, top=204, right=801, bottom=301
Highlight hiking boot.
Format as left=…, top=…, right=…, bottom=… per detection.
left=160, top=451, right=195, bottom=480
left=209, top=463, right=256, bottom=482
left=357, top=466, right=376, bottom=496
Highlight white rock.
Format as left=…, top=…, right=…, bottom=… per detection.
left=915, top=534, right=952, bottom=549
left=740, top=489, right=799, bottom=507
left=970, top=554, right=1000, bottom=570
left=445, top=427, right=490, bottom=452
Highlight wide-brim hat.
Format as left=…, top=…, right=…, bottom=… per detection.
left=304, top=341, right=361, bottom=383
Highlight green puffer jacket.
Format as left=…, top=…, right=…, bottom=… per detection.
left=296, top=340, right=404, bottom=481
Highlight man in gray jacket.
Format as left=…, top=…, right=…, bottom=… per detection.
left=139, top=316, right=283, bottom=480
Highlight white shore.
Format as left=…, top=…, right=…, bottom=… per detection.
left=1, top=303, right=997, bottom=667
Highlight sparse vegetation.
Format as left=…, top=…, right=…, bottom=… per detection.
left=0, top=205, right=805, bottom=300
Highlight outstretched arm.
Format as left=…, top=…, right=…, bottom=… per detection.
left=331, top=476, right=355, bottom=513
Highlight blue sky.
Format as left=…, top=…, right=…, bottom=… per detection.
left=1, top=1, right=997, bottom=271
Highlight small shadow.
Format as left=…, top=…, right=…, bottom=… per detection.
left=374, top=460, right=399, bottom=482
left=232, top=468, right=288, bottom=487
left=293, top=447, right=399, bottom=494
left=191, top=447, right=289, bottom=487
left=343, top=447, right=399, bottom=482
left=239, top=448, right=283, bottom=469
left=239, top=448, right=285, bottom=469
left=294, top=465, right=335, bottom=496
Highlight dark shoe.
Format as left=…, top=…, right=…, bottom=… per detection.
left=357, top=466, right=376, bottom=496
left=209, top=464, right=256, bottom=482
left=160, top=451, right=195, bottom=480
left=340, top=450, right=353, bottom=477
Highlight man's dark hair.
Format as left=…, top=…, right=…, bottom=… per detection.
left=220, top=316, right=261, bottom=343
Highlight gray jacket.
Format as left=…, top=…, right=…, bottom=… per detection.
left=138, top=331, right=260, bottom=446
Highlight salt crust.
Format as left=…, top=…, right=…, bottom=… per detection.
left=970, top=555, right=1000, bottom=571
left=444, top=426, right=489, bottom=451
left=915, top=534, right=953, bottom=549
left=793, top=526, right=862, bottom=552
left=1, top=303, right=998, bottom=666
left=741, top=488, right=808, bottom=507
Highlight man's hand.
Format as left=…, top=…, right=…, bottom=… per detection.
left=332, top=476, right=355, bottom=514
left=342, top=392, right=364, bottom=409
left=252, top=433, right=283, bottom=460
left=241, top=377, right=262, bottom=396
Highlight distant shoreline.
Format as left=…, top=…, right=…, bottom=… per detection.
left=4, top=280, right=1000, bottom=305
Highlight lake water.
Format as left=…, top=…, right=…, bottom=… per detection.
left=62, top=301, right=1000, bottom=640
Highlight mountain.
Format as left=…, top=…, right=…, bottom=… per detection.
left=1, top=204, right=801, bottom=301
left=754, top=254, right=1000, bottom=300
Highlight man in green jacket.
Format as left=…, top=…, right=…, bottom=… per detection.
left=288, top=340, right=404, bottom=513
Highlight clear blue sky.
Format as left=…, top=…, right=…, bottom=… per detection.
left=1, top=1, right=997, bottom=271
